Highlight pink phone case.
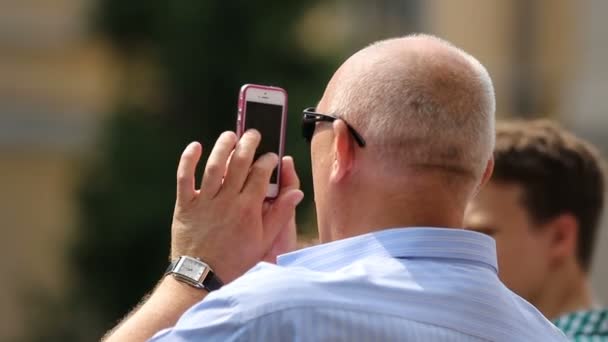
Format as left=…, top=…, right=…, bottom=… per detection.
left=237, top=84, right=288, bottom=199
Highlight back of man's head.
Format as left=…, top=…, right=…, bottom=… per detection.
left=312, top=34, right=497, bottom=239
left=493, top=120, right=606, bottom=271
left=325, top=34, right=496, bottom=180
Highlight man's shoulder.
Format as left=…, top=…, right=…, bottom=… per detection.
left=218, top=262, right=333, bottom=309
left=209, top=260, right=392, bottom=322
left=152, top=263, right=319, bottom=340
left=187, top=260, right=568, bottom=341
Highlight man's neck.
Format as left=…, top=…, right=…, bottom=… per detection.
left=325, top=177, right=468, bottom=242
left=535, top=264, right=595, bottom=320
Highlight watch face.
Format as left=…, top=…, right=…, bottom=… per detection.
left=179, top=258, right=205, bottom=281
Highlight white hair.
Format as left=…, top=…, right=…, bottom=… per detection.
left=327, top=34, right=495, bottom=178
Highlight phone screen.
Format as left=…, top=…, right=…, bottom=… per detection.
left=244, top=101, right=283, bottom=182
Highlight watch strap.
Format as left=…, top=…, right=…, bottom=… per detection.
left=202, top=271, right=223, bottom=292
left=165, top=259, right=178, bottom=274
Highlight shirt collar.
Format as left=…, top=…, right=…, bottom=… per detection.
left=277, top=227, right=498, bottom=273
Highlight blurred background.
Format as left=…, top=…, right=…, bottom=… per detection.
left=0, top=0, right=606, bottom=340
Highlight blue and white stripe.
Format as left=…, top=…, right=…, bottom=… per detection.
left=151, top=227, right=567, bottom=341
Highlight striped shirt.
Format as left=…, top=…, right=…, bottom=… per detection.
left=150, top=227, right=567, bottom=341
left=554, top=308, right=608, bottom=341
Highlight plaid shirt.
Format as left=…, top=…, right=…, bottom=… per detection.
left=554, top=308, right=608, bottom=341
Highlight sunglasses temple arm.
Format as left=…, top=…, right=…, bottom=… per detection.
left=347, top=125, right=366, bottom=147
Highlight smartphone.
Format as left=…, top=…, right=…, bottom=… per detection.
left=237, top=84, right=287, bottom=199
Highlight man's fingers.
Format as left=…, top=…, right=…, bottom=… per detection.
left=241, top=152, right=279, bottom=199
left=262, top=189, right=304, bottom=246
left=261, top=157, right=301, bottom=260
left=200, top=131, right=237, bottom=198
left=279, top=156, right=300, bottom=192
left=176, top=142, right=202, bottom=204
left=262, top=216, right=297, bottom=264
left=222, top=130, right=261, bottom=193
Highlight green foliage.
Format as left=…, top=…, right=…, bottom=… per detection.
left=74, top=108, right=182, bottom=325
left=28, top=1, right=337, bottom=340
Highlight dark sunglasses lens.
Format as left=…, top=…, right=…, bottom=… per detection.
left=302, top=118, right=314, bottom=142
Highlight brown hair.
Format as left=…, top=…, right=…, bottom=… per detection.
left=493, top=120, right=606, bottom=271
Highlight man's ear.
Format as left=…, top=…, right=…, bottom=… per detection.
left=473, top=158, right=494, bottom=197
left=330, top=120, right=354, bottom=183
left=545, top=213, right=579, bottom=266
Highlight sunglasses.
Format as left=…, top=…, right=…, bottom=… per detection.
left=301, top=107, right=366, bottom=147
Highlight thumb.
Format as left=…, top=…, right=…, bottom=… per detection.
left=262, top=189, right=304, bottom=245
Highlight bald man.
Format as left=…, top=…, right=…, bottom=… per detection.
left=105, top=35, right=566, bottom=341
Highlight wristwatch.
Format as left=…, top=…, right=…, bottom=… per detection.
left=165, top=256, right=223, bottom=292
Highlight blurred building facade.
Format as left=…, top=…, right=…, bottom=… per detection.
left=560, top=0, right=608, bottom=299
left=0, top=0, right=606, bottom=340
left=0, top=0, right=117, bottom=340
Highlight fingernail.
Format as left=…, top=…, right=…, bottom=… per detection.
left=183, top=142, right=198, bottom=154
left=292, top=191, right=304, bottom=206
left=245, top=129, right=260, bottom=138
left=221, top=131, right=236, bottom=139
left=266, top=153, right=279, bottom=164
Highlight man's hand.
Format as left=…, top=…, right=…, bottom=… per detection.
left=262, top=156, right=301, bottom=263
left=103, top=131, right=303, bottom=342
left=171, top=130, right=304, bottom=283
